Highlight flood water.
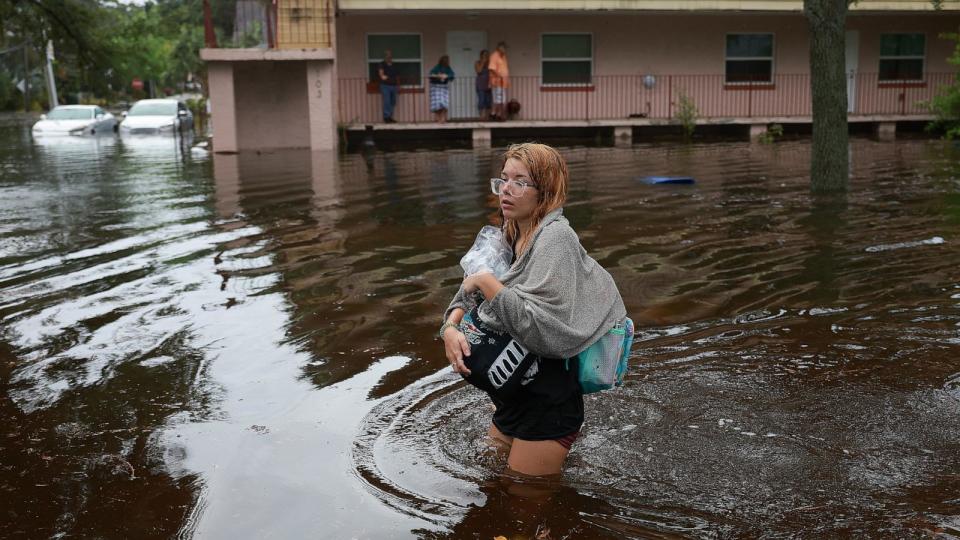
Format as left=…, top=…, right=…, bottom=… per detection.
left=2, top=114, right=959, bottom=539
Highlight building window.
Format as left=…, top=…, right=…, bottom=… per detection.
left=367, top=34, right=422, bottom=87
left=879, top=33, right=925, bottom=82
left=725, top=33, right=774, bottom=84
left=541, top=33, right=592, bottom=85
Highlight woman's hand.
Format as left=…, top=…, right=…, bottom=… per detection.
left=462, top=273, right=482, bottom=294
left=463, top=272, right=504, bottom=299
left=442, top=326, right=471, bottom=375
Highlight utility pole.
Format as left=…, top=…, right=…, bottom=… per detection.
left=44, top=39, right=58, bottom=109
left=23, top=42, right=31, bottom=111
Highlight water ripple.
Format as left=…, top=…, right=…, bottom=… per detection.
left=2, top=131, right=960, bottom=538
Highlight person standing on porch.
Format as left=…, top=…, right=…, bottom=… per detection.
left=429, top=55, right=455, bottom=123
left=377, top=49, right=399, bottom=123
left=475, top=49, right=492, bottom=120
left=488, top=42, right=510, bottom=121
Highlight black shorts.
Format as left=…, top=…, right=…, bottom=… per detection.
left=460, top=307, right=583, bottom=441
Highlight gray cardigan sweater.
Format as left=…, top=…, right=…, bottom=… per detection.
left=445, top=208, right=626, bottom=359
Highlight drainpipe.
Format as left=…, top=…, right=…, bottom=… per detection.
left=265, top=0, right=275, bottom=48
left=204, top=0, right=218, bottom=48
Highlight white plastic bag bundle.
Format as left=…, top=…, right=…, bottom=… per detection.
left=460, top=226, right=513, bottom=278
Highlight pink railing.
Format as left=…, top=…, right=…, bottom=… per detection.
left=337, top=72, right=956, bottom=125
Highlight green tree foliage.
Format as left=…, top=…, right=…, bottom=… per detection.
left=0, top=0, right=109, bottom=65
left=1, top=0, right=115, bottom=101
left=928, top=32, right=960, bottom=139
left=1, top=0, right=240, bottom=108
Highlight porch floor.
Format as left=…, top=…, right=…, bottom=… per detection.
left=343, top=114, right=934, bottom=131
left=343, top=114, right=933, bottom=147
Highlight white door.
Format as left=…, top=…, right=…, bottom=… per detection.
left=445, top=31, right=487, bottom=119
left=845, top=30, right=859, bottom=114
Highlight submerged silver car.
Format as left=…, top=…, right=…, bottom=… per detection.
left=120, top=99, right=194, bottom=135
left=31, top=105, right=118, bottom=136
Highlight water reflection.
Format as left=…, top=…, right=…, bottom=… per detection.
left=415, top=475, right=699, bottom=539
left=32, top=131, right=119, bottom=153
left=119, top=132, right=194, bottom=163
left=2, top=119, right=960, bottom=538
left=798, top=194, right=848, bottom=305
left=2, top=128, right=209, bottom=538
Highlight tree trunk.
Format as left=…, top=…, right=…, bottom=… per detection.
left=804, top=0, right=849, bottom=192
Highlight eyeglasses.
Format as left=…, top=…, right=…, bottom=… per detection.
left=490, top=177, right=538, bottom=197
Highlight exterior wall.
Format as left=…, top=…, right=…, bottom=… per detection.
left=234, top=61, right=311, bottom=150
left=336, top=12, right=959, bottom=123
left=337, top=12, right=956, bottom=78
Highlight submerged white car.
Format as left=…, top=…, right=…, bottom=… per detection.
left=32, top=105, right=117, bottom=136
left=120, top=99, right=194, bottom=135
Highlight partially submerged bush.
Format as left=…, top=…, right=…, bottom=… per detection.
left=674, top=91, right=698, bottom=141
left=927, top=32, right=960, bottom=139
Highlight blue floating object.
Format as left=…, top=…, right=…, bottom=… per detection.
left=640, top=176, right=696, bottom=185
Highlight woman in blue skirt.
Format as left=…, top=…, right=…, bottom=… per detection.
left=429, top=55, right=455, bottom=123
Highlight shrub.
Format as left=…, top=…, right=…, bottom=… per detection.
left=758, top=123, right=785, bottom=144
left=674, top=91, right=698, bottom=141
left=928, top=32, right=960, bottom=139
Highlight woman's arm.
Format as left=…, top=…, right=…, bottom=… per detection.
left=445, top=282, right=475, bottom=322
left=441, top=272, right=503, bottom=374
left=463, top=272, right=503, bottom=300
left=485, top=226, right=591, bottom=358
left=441, top=307, right=471, bottom=374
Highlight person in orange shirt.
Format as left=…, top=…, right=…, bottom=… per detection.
left=487, top=42, right=510, bottom=121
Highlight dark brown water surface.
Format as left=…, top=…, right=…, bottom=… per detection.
left=2, top=115, right=959, bottom=539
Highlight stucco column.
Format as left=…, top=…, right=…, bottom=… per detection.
left=306, top=60, right=338, bottom=152
left=749, top=124, right=768, bottom=143
left=875, top=122, right=896, bottom=142
left=207, top=62, right=238, bottom=153
left=472, top=128, right=491, bottom=149
left=614, top=126, right=632, bottom=147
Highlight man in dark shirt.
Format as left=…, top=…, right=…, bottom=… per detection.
left=377, top=50, right=399, bottom=123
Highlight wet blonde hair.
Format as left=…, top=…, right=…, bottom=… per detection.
left=500, top=143, right=568, bottom=254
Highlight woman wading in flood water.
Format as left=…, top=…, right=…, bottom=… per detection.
left=440, top=143, right=626, bottom=476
